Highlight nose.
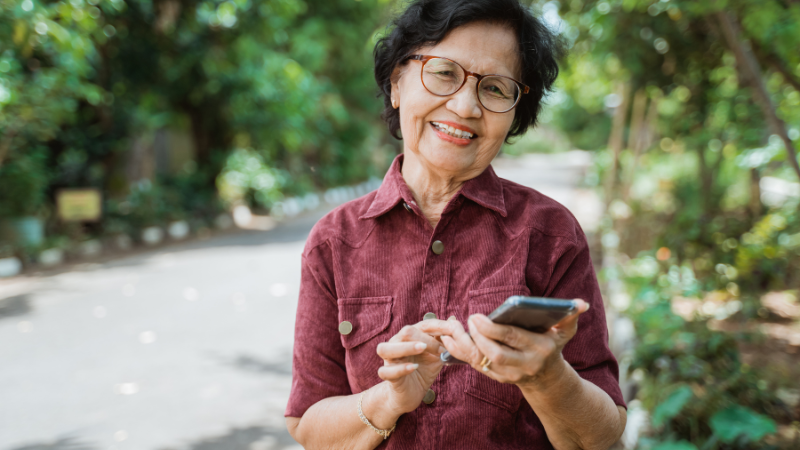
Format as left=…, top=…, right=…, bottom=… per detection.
left=447, top=77, right=482, bottom=119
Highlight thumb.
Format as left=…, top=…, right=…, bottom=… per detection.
left=552, top=299, right=589, bottom=334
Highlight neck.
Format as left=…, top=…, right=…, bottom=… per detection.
left=401, top=153, right=466, bottom=229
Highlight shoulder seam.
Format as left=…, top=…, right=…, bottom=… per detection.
left=498, top=180, right=581, bottom=241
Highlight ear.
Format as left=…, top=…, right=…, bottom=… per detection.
left=390, top=65, right=406, bottom=109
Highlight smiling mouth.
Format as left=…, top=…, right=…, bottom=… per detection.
left=430, top=122, right=477, bottom=140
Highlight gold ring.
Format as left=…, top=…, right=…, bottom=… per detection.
left=479, top=356, right=492, bottom=372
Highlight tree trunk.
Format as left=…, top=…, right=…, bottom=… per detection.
left=715, top=11, right=800, bottom=183
left=624, top=93, right=659, bottom=202
left=0, top=131, right=15, bottom=169
left=627, top=89, right=648, bottom=152
left=750, top=41, right=800, bottom=93
left=605, top=82, right=631, bottom=206
left=749, top=168, right=763, bottom=219
left=0, top=121, right=21, bottom=169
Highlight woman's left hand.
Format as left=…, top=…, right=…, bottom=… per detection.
left=431, top=299, right=590, bottom=388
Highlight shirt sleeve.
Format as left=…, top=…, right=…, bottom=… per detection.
left=541, top=226, right=626, bottom=409
left=285, top=240, right=351, bottom=418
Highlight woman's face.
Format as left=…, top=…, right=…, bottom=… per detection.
left=391, top=22, right=521, bottom=180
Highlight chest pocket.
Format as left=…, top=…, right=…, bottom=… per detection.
left=466, top=285, right=530, bottom=413
left=337, top=296, right=394, bottom=392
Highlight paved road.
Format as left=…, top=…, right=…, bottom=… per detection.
left=0, top=212, right=327, bottom=450
left=0, top=153, right=600, bottom=450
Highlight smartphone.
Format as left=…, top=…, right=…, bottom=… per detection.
left=440, top=296, right=577, bottom=365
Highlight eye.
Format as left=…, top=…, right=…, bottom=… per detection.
left=423, top=59, right=461, bottom=81
left=482, top=83, right=509, bottom=98
left=481, top=78, right=516, bottom=99
left=426, top=69, right=457, bottom=78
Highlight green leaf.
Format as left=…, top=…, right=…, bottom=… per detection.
left=652, top=385, right=694, bottom=427
left=651, top=441, right=699, bottom=450
left=709, top=405, right=777, bottom=443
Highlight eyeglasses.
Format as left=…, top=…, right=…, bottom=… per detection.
left=408, top=55, right=529, bottom=113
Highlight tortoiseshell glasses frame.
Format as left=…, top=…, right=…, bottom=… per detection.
left=408, top=54, right=530, bottom=113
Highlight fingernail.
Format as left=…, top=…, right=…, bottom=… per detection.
left=415, top=342, right=427, bottom=351
left=448, top=315, right=456, bottom=321
left=471, top=314, right=487, bottom=324
left=408, top=363, right=419, bottom=370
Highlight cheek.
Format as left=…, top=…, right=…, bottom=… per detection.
left=400, top=96, right=438, bottom=146
left=482, top=116, right=514, bottom=149
left=490, top=115, right=515, bottom=139
left=399, top=109, right=422, bottom=146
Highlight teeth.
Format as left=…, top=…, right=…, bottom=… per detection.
left=432, top=122, right=474, bottom=139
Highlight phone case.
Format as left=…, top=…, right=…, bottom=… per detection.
left=440, top=296, right=576, bottom=365
left=488, top=296, right=576, bottom=333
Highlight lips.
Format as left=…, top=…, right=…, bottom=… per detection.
left=430, top=121, right=478, bottom=140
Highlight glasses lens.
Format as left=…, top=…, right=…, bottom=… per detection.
left=422, top=58, right=464, bottom=96
left=479, top=76, right=520, bottom=112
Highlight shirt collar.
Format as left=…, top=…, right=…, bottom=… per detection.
left=460, top=163, right=507, bottom=217
left=360, top=154, right=507, bottom=220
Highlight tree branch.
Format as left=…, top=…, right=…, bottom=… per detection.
left=0, top=127, right=19, bottom=169
left=715, top=11, right=800, bottom=183
left=750, top=40, right=800, bottom=93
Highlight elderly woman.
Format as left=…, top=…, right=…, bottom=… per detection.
left=285, top=0, right=626, bottom=448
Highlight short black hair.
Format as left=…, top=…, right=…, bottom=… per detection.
left=373, top=0, right=564, bottom=141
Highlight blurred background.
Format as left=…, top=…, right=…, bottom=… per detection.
left=1, top=0, right=799, bottom=449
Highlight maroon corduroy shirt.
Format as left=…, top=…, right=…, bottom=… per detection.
left=286, top=154, right=625, bottom=449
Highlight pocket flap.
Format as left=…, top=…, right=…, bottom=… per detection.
left=337, top=296, right=393, bottom=349
left=468, top=285, right=531, bottom=315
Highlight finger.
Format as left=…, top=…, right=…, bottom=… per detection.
left=377, top=362, right=419, bottom=381
left=440, top=315, right=467, bottom=338
left=377, top=341, right=428, bottom=360
left=389, top=325, right=443, bottom=355
left=444, top=317, right=485, bottom=365
left=415, top=319, right=455, bottom=337
left=468, top=317, right=524, bottom=369
left=440, top=335, right=468, bottom=361
left=441, top=335, right=457, bottom=350
left=468, top=314, right=529, bottom=350
left=552, top=299, right=589, bottom=334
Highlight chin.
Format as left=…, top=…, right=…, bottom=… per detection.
left=419, top=146, right=478, bottom=176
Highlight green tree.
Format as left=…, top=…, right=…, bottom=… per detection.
left=1, top=0, right=397, bottom=233
left=548, top=0, right=800, bottom=447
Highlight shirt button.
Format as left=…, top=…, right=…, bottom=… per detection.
left=403, top=202, right=412, bottom=212
left=423, top=312, right=437, bottom=320
left=338, top=321, right=353, bottom=335
left=423, top=389, right=436, bottom=405
left=431, top=240, right=444, bottom=255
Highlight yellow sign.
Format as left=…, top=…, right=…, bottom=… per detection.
left=57, top=189, right=102, bottom=222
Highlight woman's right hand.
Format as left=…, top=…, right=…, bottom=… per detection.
left=376, top=324, right=444, bottom=415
